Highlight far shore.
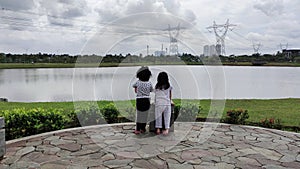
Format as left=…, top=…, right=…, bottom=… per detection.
left=0, top=62, right=300, bottom=69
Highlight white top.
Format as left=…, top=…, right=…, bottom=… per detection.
left=132, top=80, right=153, bottom=98
left=155, top=86, right=172, bottom=105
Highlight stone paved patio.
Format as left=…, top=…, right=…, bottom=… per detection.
left=1, top=122, right=300, bottom=169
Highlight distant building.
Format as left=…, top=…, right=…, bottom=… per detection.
left=282, top=49, right=300, bottom=57
left=203, top=45, right=217, bottom=56
left=154, top=51, right=166, bottom=57
left=203, top=45, right=210, bottom=56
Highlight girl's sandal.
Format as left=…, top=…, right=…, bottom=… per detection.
left=134, top=130, right=140, bottom=134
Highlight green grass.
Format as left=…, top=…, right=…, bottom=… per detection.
left=193, top=99, right=300, bottom=127
left=1, top=98, right=299, bottom=127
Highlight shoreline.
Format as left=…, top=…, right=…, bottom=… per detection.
left=0, top=62, right=299, bottom=69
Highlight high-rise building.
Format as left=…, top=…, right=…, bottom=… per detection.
left=203, top=45, right=217, bottom=56
left=203, top=45, right=210, bottom=56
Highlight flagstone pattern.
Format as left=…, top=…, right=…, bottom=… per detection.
left=0, top=122, right=300, bottom=169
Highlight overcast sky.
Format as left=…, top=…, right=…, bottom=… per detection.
left=0, top=0, right=299, bottom=56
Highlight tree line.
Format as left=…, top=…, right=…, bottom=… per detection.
left=0, top=52, right=299, bottom=64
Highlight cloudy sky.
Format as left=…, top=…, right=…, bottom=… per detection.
left=0, top=0, right=299, bottom=56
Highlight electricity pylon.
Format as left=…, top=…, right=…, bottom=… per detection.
left=168, top=24, right=180, bottom=56
left=207, top=19, right=236, bottom=56
left=253, top=42, right=262, bottom=54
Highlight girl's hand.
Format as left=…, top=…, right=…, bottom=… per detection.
left=171, top=100, right=175, bottom=106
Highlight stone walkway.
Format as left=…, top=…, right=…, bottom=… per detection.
left=1, top=122, right=300, bottom=169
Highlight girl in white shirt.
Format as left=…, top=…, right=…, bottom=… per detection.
left=155, top=72, right=172, bottom=135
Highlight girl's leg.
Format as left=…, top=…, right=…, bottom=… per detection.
left=163, top=105, right=171, bottom=135
left=155, top=105, right=163, bottom=129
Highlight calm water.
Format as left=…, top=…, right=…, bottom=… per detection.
left=0, top=66, right=299, bottom=102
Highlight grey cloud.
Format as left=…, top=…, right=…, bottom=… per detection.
left=0, top=0, right=34, bottom=10
left=95, top=0, right=197, bottom=30
left=253, top=0, right=284, bottom=17
left=39, top=0, right=88, bottom=26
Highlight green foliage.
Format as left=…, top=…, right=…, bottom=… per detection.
left=174, top=103, right=202, bottom=122
left=101, top=103, right=120, bottom=123
left=223, top=108, right=249, bottom=125
left=0, top=108, right=68, bottom=140
left=75, top=104, right=103, bottom=126
left=259, top=118, right=282, bottom=129
left=123, top=106, right=136, bottom=122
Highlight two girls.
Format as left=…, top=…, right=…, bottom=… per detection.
left=133, top=66, right=172, bottom=135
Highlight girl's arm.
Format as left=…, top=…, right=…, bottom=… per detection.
left=169, top=89, right=175, bottom=106
left=134, top=87, right=137, bottom=93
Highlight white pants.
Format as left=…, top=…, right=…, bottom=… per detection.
left=155, top=105, right=171, bottom=129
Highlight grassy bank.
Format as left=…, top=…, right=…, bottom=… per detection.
left=1, top=98, right=299, bottom=127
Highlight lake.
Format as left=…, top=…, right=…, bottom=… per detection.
left=0, top=66, right=299, bottom=102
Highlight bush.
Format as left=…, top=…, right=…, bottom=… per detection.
left=259, top=118, right=282, bottom=129
left=0, top=108, right=68, bottom=140
left=223, top=108, right=249, bottom=125
left=75, top=104, right=103, bottom=126
left=174, top=103, right=201, bottom=122
left=101, top=103, right=120, bottom=123
left=123, top=106, right=136, bottom=122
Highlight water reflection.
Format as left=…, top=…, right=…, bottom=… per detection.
left=0, top=66, right=299, bottom=102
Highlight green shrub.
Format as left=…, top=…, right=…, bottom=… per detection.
left=123, top=106, right=136, bottom=122
left=101, top=103, right=120, bottom=123
left=174, top=103, right=201, bottom=122
left=75, top=104, right=104, bottom=126
left=259, top=117, right=282, bottom=129
left=223, top=108, right=249, bottom=125
left=0, top=108, right=68, bottom=140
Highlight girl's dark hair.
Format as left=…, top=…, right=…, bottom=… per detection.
left=136, top=66, right=152, bottom=81
left=155, top=72, right=170, bottom=90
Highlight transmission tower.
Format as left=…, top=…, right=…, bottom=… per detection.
left=279, top=43, right=290, bottom=58
left=207, top=19, right=236, bottom=56
left=168, top=24, right=180, bottom=56
left=252, top=42, right=261, bottom=54
left=279, top=43, right=289, bottom=50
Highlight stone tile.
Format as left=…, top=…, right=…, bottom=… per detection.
left=15, top=146, right=35, bottom=156
left=281, top=161, right=300, bottom=168
left=246, top=154, right=281, bottom=166
left=41, top=160, right=71, bottom=169
left=181, top=149, right=212, bottom=160
left=215, top=162, right=235, bottom=169
left=158, top=153, right=185, bottom=164
left=237, top=148, right=257, bottom=155
left=296, top=154, right=300, bottom=162
left=23, top=152, right=59, bottom=164
left=44, top=136, right=60, bottom=141
left=26, top=140, right=43, bottom=147
left=70, top=149, right=99, bottom=156
left=148, top=158, right=168, bottom=169
left=103, top=159, right=133, bottom=168
left=115, top=151, right=140, bottom=159
left=50, top=139, right=76, bottom=146
left=6, top=140, right=26, bottom=149
left=251, top=147, right=282, bottom=161
left=201, top=155, right=221, bottom=163
left=58, top=143, right=81, bottom=152
left=262, top=164, right=288, bottom=169
left=279, top=153, right=296, bottom=162
left=168, top=163, right=194, bottom=169
left=101, top=153, right=115, bottom=161
left=36, top=145, right=61, bottom=155
left=237, top=157, right=261, bottom=166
